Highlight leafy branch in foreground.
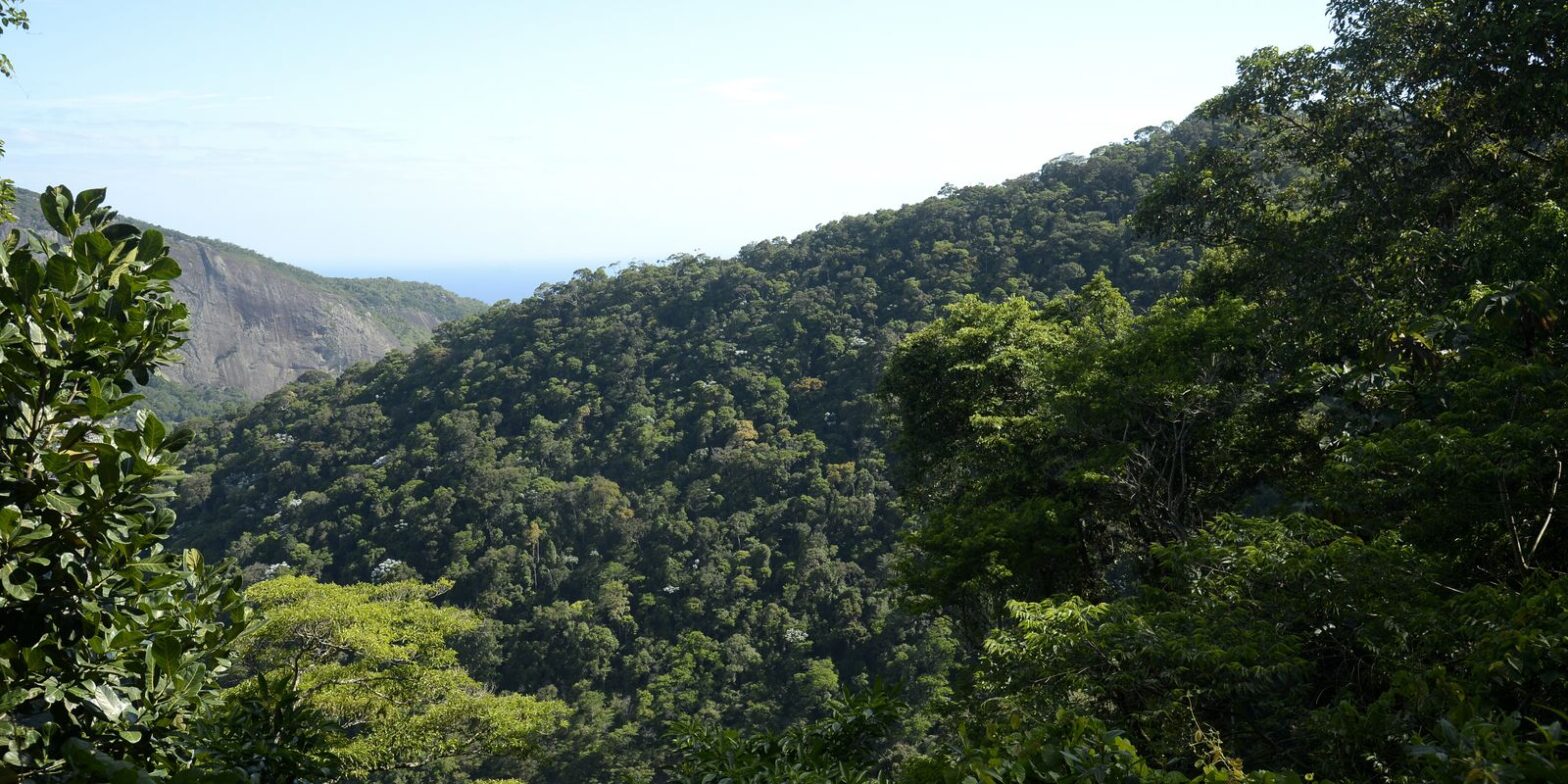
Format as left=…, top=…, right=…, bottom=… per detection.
left=0, top=187, right=249, bottom=779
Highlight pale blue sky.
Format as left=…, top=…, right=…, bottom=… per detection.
left=1, top=1, right=1334, bottom=301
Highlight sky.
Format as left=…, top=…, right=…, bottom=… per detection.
left=0, top=1, right=1335, bottom=302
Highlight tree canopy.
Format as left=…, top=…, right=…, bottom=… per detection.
left=7, top=0, right=1565, bottom=780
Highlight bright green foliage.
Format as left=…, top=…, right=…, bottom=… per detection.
left=230, top=576, right=567, bottom=781
left=0, top=188, right=249, bottom=779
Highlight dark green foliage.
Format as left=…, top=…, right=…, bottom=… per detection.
left=192, top=674, right=340, bottom=784
left=0, top=187, right=249, bottom=780
left=133, top=376, right=252, bottom=423
left=900, top=710, right=1306, bottom=784
left=883, top=283, right=1292, bottom=634
left=665, top=687, right=903, bottom=784
left=172, top=125, right=1208, bottom=780
left=868, top=0, right=1568, bottom=781
left=966, top=517, right=1568, bottom=781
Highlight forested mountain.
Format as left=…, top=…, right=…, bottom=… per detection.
left=171, top=120, right=1212, bottom=780
left=7, top=0, right=1563, bottom=781
left=4, top=188, right=484, bottom=417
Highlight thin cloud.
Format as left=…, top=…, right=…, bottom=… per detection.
left=761, top=132, right=808, bottom=151
left=705, top=78, right=785, bottom=106
left=11, top=90, right=229, bottom=110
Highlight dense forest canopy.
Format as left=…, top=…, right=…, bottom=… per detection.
left=3, top=0, right=1566, bottom=782
left=169, top=117, right=1214, bottom=780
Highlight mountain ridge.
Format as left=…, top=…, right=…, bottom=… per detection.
left=4, top=187, right=486, bottom=408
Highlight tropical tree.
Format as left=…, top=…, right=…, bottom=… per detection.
left=0, top=187, right=251, bottom=780
left=229, top=576, right=567, bottom=782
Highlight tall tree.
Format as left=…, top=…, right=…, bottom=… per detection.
left=229, top=576, right=567, bottom=782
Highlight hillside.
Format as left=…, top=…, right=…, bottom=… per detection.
left=172, top=119, right=1212, bottom=780
left=6, top=1, right=1563, bottom=781
left=4, top=188, right=485, bottom=411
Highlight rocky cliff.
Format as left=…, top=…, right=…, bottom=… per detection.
left=5, top=188, right=485, bottom=403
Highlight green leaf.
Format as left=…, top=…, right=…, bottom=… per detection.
left=163, top=427, right=194, bottom=453
left=150, top=635, right=182, bottom=675
left=41, top=493, right=82, bottom=514
left=39, top=186, right=73, bottom=235
left=46, top=253, right=79, bottom=291
left=138, top=228, right=165, bottom=261
left=73, top=231, right=113, bottom=267
left=8, top=522, right=53, bottom=545
left=89, top=683, right=130, bottom=721
left=143, top=256, right=181, bottom=280
left=0, top=564, right=36, bottom=601
left=74, top=187, right=108, bottom=218
left=142, top=411, right=166, bottom=449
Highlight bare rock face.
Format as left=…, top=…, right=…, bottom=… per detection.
left=6, top=189, right=484, bottom=401
left=162, top=237, right=404, bottom=396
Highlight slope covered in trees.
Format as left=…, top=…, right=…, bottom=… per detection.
left=9, top=0, right=1563, bottom=781
left=0, top=184, right=564, bottom=784
left=171, top=122, right=1212, bottom=780
left=697, top=1, right=1568, bottom=781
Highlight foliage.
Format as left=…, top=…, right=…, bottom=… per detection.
left=902, top=709, right=1310, bottom=784
left=172, top=120, right=1209, bottom=780
left=874, top=0, right=1568, bottom=780
left=0, top=187, right=249, bottom=779
left=0, top=0, right=28, bottom=223
left=133, top=376, right=252, bottom=423
left=883, top=281, right=1289, bottom=633
left=145, top=1, right=1568, bottom=780
left=665, top=687, right=903, bottom=784
left=0, top=0, right=24, bottom=80
left=1409, top=714, right=1568, bottom=784
left=1132, top=0, right=1568, bottom=580
left=964, top=516, right=1568, bottom=781
left=229, top=576, right=567, bottom=781
left=192, top=673, right=340, bottom=784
